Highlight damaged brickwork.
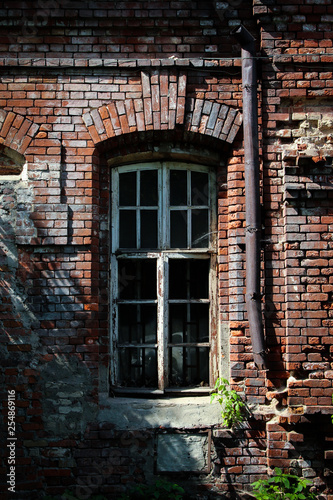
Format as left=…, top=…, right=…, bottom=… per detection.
left=0, top=1, right=333, bottom=499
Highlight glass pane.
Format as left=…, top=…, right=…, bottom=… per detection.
left=169, top=304, right=209, bottom=343
left=140, top=170, right=158, bottom=206
left=169, top=347, right=209, bottom=387
left=169, top=346, right=183, bottom=386
left=169, top=260, right=187, bottom=299
left=141, top=210, right=158, bottom=248
left=119, top=304, right=157, bottom=344
left=119, top=347, right=157, bottom=388
left=192, top=209, right=209, bottom=248
left=119, top=210, right=136, bottom=248
left=191, top=303, right=209, bottom=342
left=169, top=259, right=209, bottom=299
left=141, top=304, right=158, bottom=344
left=170, top=170, right=187, bottom=206
left=118, top=259, right=156, bottom=299
left=169, top=304, right=185, bottom=344
left=170, top=210, right=187, bottom=248
left=190, top=260, right=209, bottom=299
left=191, top=171, right=209, bottom=206
left=119, top=171, right=136, bottom=206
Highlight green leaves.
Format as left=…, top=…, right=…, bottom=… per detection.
left=251, top=467, right=317, bottom=500
left=210, top=377, right=248, bottom=428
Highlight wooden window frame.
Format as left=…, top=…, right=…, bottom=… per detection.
left=110, top=161, right=218, bottom=395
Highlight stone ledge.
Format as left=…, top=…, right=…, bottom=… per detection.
left=0, top=57, right=242, bottom=69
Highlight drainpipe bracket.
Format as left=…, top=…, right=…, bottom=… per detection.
left=246, top=226, right=260, bottom=234
left=248, top=292, right=261, bottom=302
left=243, top=83, right=256, bottom=92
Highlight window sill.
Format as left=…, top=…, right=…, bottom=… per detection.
left=99, top=392, right=222, bottom=430
left=110, top=386, right=211, bottom=397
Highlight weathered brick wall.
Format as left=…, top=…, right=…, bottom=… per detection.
left=0, top=1, right=333, bottom=499
left=255, top=0, right=333, bottom=492
left=0, top=0, right=253, bottom=60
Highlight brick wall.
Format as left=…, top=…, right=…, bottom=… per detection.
left=0, top=0, right=253, bottom=60
left=257, top=0, right=333, bottom=493
left=0, top=1, right=333, bottom=498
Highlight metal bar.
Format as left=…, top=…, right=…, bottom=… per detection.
left=117, top=344, right=158, bottom=348
left=116, top=300, right=157, bottom=304
left=157, top=254, right=168, bottom=390
left=168, top=343, right=210, bottom=347
left=168, top=299, right=210, bottom=304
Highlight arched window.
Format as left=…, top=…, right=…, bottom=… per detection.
left=110, top=161, right=218, bottom=395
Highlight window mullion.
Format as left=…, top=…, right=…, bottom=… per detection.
left=157, top=254, right=168, bottom=391
left=209, top=253, right=218, bottom=387
left=110, top=254, right=118, bottom=386
left=187, top=169, right=191, bottom=248
left=111, top=169, right=119, bottom=253
left=137, top=171, right=140, bottom=249
left=161, top=164, right=168, bottom=249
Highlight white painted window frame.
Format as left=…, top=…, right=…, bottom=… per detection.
left=110, top=161, right=218, bottom=394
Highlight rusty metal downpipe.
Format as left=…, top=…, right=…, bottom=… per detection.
left=231, top=25, right=266, bottom=369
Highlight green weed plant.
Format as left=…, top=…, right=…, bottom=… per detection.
left=210, top=377, right=248, bottom=428
left=251, top=467, right=317, bottom=500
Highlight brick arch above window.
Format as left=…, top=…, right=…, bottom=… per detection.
left=0, top=109, right=40, bottom=156
left=82, top=70, right=242, bottom=147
